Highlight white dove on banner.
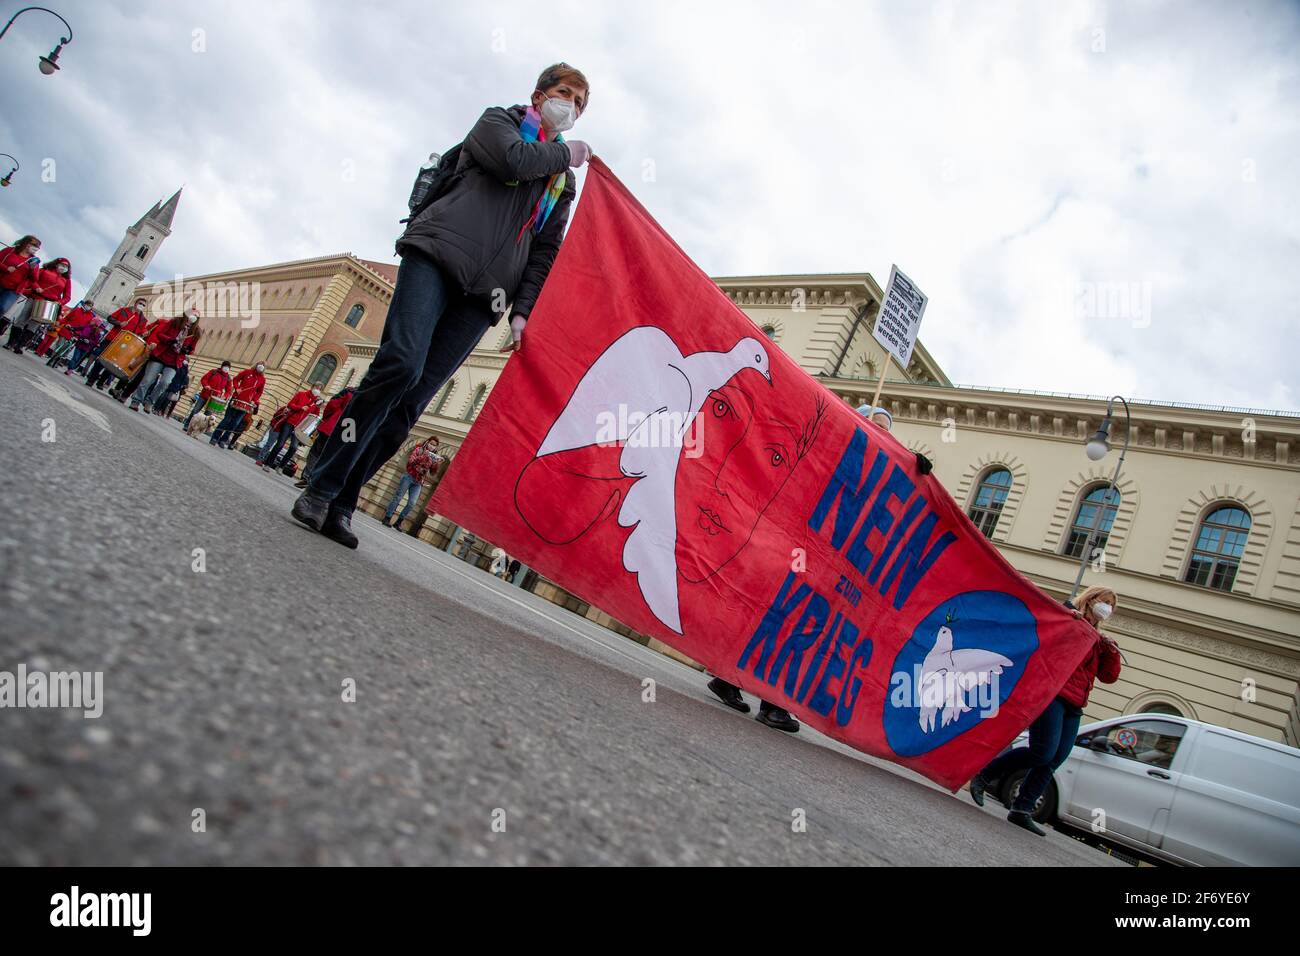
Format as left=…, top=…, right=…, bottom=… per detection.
left=535, top=327, right=771, bottom=632
left=916, top=615, right=1013, bottom=733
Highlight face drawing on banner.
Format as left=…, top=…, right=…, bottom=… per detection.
left=515, top=326, right=825, bottom=634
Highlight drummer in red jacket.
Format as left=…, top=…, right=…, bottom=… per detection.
left=211, top=362, right=267, bottom=448
left=968, top=584, right=1122, bottom=835
left=296, top=386, right=355, bottom=487
left=43, top=299, right=98, bottom=367
left=0, top=234, right=42, bottom=334
left=183, top=360, right=235, bottom=429
left=130, top=309, right=202, bottom=412
left=86, top=297, right=151, bottom=390
left=4, top=255, right=70, bottom=354
left=257, top=385, right=324, bottom=472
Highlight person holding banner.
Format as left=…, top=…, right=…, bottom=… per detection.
left=291, top=62, right=593, bottom=549
left=856, top=403, right=933, bottom=475
left=968, top=584, right=1122, bottom=835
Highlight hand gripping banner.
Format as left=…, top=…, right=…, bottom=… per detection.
left=430, top=158, right=1097, bottom=790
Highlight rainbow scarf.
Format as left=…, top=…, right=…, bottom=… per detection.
left=515, top=105, right=566, bottom=242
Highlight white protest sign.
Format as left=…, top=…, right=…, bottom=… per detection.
left=872, top=265, right=928, bottom=369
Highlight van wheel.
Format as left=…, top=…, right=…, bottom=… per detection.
left=1001, top=769, right=1057, bottom=824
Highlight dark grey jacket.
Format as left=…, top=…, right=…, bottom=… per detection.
left=396, top=105, right=576, bottom=324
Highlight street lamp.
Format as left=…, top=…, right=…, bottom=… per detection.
left=1070, top=394, right=1130, bottom=602
left=0, top=7, right=74, bottom=75
left=0, top=154, right=17, bottom=187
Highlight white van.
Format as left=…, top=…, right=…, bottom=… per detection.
left=985, top=713, right=1300, bottom=866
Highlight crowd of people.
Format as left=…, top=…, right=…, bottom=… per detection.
left=1, top=233, right=335, bottom=463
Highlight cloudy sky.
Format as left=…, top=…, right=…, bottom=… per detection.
left=1, top=0, right=1296, bottom=410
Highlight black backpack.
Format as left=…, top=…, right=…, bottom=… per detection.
left=401, top=143, right=464, bottom=224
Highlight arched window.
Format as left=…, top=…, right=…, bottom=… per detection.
left=1143, top=702, right=1183, bottom=717
left=432, top=380, right=455, bottom=417
left=1064, top=485, right=1121, bottom=558
left=462, top=384, right=487, bottom=421
left=1185, top=505, right=1251, bottom=591
left=344, top=304, right=365, bottom=328
left=135, top=244, right=149, bottom=259
left=968, top=468, right=1012, bottom=538
left=306, top=354, right=338, bottom=389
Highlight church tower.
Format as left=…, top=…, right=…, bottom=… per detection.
left=86, top=188, right=182, bottom=316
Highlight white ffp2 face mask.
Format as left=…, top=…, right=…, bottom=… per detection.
left=1093, top=602, right=1113, bottom=621
left=539, top=96, right=576, bottom=133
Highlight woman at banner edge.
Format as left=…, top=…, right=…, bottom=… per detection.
left=967, top=584, right=1122, bottom=835
left=291, top=62, right=592, bottom=550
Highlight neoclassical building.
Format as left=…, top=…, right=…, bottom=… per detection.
left=133, top=253, right=395, bottom=426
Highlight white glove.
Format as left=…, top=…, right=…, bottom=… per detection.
left=566, top=140, right=592, bottom=167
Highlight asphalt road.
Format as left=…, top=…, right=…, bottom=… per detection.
left=0, top=350, right=1124, bottom=866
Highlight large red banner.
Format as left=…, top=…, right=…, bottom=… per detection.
left=431, top=159, right=1096, bottom=790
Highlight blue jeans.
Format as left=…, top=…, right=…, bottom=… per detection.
left=385, top=473, right=424, bottom=521
left=132, top=360, right=176, bottom=408
left=259, top=423, right=298, bottom=469
left=210, top=408, right=247, bottom=447
left=306, top=251, right=491, bottom=515
left=977, top=696, right=1082, bottom=813
left=0, top=289, right=23, bottom=321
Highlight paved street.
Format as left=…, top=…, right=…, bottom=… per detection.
left=0, top=350, right=1123, bottom=866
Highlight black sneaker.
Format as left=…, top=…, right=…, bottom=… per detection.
left=969, top=774, right=988, bottom=807
left=756, top=703, right=800, bottom=733
left=291, top=491, right=330, bottom=532
left=321, top=510, right=358, bottom=549
left=1007, top=811, right=1046, bottom=836
left=706, top=677, right=750, bottom=714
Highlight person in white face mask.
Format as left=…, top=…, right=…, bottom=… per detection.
left=968, top=584, right=1123, bottom=835
left=293, top=62, right=593, bottom=550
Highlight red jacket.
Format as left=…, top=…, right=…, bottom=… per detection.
left=0, top=246, right=40, bottom=293
left=230, top=368, right=266, bottom=411
left=28, top=258, right=72, bottom=305
left=106, top=306, right=149, bottom=341
left=150, top=316, right=202, bottom=368
left=283, top=389, right=323, bottom=427
left=198, top=368, right=234, bottom=403
left=58, top=305, right=97, bottom=339
left=405, top=442, right=442, bottom=483
left=317, top=389, right=353, bottom=437
left=1058, top=628, right=1122, bottom=709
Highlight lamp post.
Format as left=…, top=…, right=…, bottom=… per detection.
left=0, top=7, right=73, bottom=74
left=1070, top=395, right=1130, bottom=602
left=0, top=153, right=17, bottom=187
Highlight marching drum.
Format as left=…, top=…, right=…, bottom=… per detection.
left=98, top=330, right=149, bottom=379
left=231, top=398, right=257, bottom=414
left=205, top=396, right=229, bottom=417
left=23, top=297, right=61, bottom=330
left=294, top=413, right=321, bottom=444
